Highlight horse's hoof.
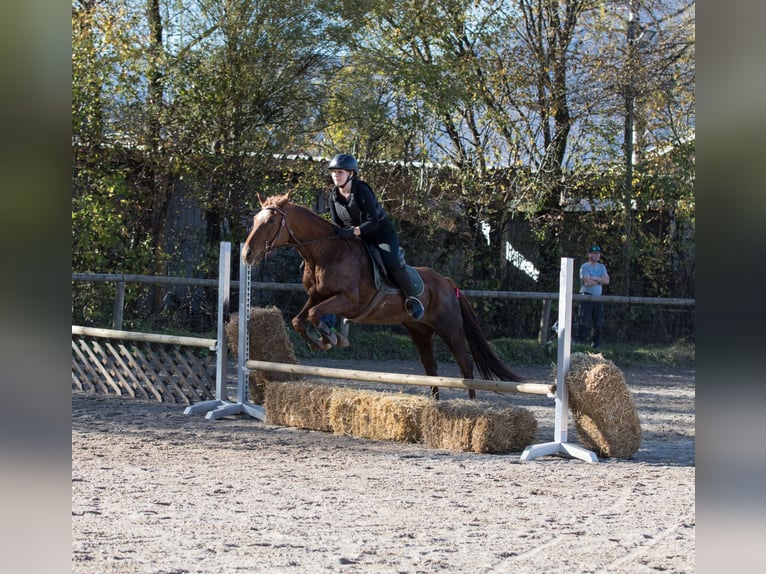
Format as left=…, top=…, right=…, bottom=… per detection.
left=335, top=333, right=350, bottom=348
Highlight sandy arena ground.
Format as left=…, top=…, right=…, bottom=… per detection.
left=72, top=360, right=695, bottom=573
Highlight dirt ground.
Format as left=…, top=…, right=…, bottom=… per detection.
left=72, top=360, right=695, bottom=573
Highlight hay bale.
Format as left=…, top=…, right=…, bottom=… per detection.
left=262, top=381, right=334, bottom=432
left=421, top=400, right=537, bottom=454
left=226, top=307, right=297, bottom=403
left=565, top=352, right=642, bottom=459
left=328, top=388, right=430, bottom=443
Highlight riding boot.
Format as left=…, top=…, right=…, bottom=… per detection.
left=390, top=267, right=424, bottom=320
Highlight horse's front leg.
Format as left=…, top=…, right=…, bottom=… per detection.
left=307, top=294, right=355, bottom=350
left=291, top=299, right=332, bottom=352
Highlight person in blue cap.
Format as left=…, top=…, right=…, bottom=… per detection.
left=326, top=153, right=424, bottom=320
left=577, top=244, right=610, bottom=348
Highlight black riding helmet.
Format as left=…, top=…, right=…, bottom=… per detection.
left=328, top=153, right=359, bottom=173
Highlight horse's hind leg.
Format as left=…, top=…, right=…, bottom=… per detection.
left=435, top=327, right=476, bottom=399
left=404, top=324, right=440, bottom=399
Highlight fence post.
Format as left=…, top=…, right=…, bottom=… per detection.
left=112, top=281, right=125, bottom=330
left=537, top=298, right=551, bottom=346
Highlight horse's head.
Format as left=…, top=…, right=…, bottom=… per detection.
left=241, top=191, right=293, bottom=266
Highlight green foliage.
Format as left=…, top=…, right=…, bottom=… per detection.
left=71, top=168, right=156, bottom=273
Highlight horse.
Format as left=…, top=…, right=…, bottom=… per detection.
left=241, top=191, right=523, bottom=399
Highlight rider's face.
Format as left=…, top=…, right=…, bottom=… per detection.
left=331, top=169, right=351, bottom=186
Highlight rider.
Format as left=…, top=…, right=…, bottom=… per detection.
left=327, top=153, right=425, bottom=321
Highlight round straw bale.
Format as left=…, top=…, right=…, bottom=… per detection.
left=329, top=388, right=430, bottom=443
left=262, top=381, right=334, bottom=432
left=226, top=307, right=297, bottom=403
left=421, top=400, right=537, bottom=454
left=565, top=352, right=642, bottom=459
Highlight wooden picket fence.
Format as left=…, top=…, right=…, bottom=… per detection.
left=71, top=326, right=217, bottom=405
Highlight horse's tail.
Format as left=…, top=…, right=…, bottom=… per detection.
left=455, top=286, right=524, bottom=382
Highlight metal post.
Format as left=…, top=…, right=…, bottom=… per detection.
left=236, top=256, right=250, bottom=405
left=184, top=242, right=232, bottom=415
left=623, top=0, right=639, bottom=295
left=214, top=242, right=231, bottom=401
left=112, top=281, right=125, bottom=330
left=184, top=242, right=264, bottom=420
left=521, top=258, right=598, bottom=463
left=538, top=298, right=552, bottom=347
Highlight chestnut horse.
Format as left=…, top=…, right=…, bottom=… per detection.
left=241, top=192, right=523, bottom=399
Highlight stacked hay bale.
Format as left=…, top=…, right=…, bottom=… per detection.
left=328, top=388, right=429, bottom=443
left=420, top=400, right=537, bottom=454
left=261, top=381, right=538, bottom=454
left=231, top=306, right=538, bottom=454
left=263, top=381, right=334, bottom=432
left=225, top=306, right=297, bottom=403
left=565, top=352, right=642, bottom=459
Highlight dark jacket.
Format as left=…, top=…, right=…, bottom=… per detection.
left=329, top=179, right=396, bottom=243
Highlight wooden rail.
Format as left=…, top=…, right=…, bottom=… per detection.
left=72, top=326, right=216, bottom=349
left=245, top=360, right=556, bottom=396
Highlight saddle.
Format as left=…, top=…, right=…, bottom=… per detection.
left=347, top=243, right=424, bottom=322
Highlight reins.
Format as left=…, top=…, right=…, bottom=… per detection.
left=262, top=206, right=341, bottom=262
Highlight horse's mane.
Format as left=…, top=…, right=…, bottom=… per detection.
left=261, top=192, right=292, bottom=210
left=262, top=192, right=332, bottom=229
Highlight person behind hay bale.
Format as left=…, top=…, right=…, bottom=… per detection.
left=317, top=314, right=350, bottom=348
left=328, top=388, right=429, bottom=443
left=565, top=352, right=642, bottom=459
left=225, top=306, right=298, bottom=403
left=420, top=400, right=537, bottom=454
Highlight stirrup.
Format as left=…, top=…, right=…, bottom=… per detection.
left=405, top=296, right=424, bottom=320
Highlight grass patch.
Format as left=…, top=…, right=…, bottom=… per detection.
left=289, top=325, right=694, bottom=369
left=592, top=340, right=695, bottom=368
left=288, top=326, right=419, bottom=361
left=486, top=338, right=554, bottom=365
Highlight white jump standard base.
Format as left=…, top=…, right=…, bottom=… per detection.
left=192, top=400, right=265, bottom=421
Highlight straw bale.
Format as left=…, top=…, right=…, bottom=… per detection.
left=421, top=400, right=537, bottom=454
left=262, top=381, right=334, bottom=432
left=328, top=388, right=430, bottom=443
left=565, top=353, right=642, bottom=459
left=226, top=307, right=297, bottom=403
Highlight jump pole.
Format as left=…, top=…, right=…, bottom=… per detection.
left=520, top=257, right=598, bottom=463
left=244, top=360, right=554, bottom=396
left=184, top=242, right=266, bottom=421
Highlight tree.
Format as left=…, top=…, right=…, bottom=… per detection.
left=72, top=0, right=339, bottom=325
left=160, top=0, right=335, bottom=225
left=576, top=0, right=695, bottom=294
